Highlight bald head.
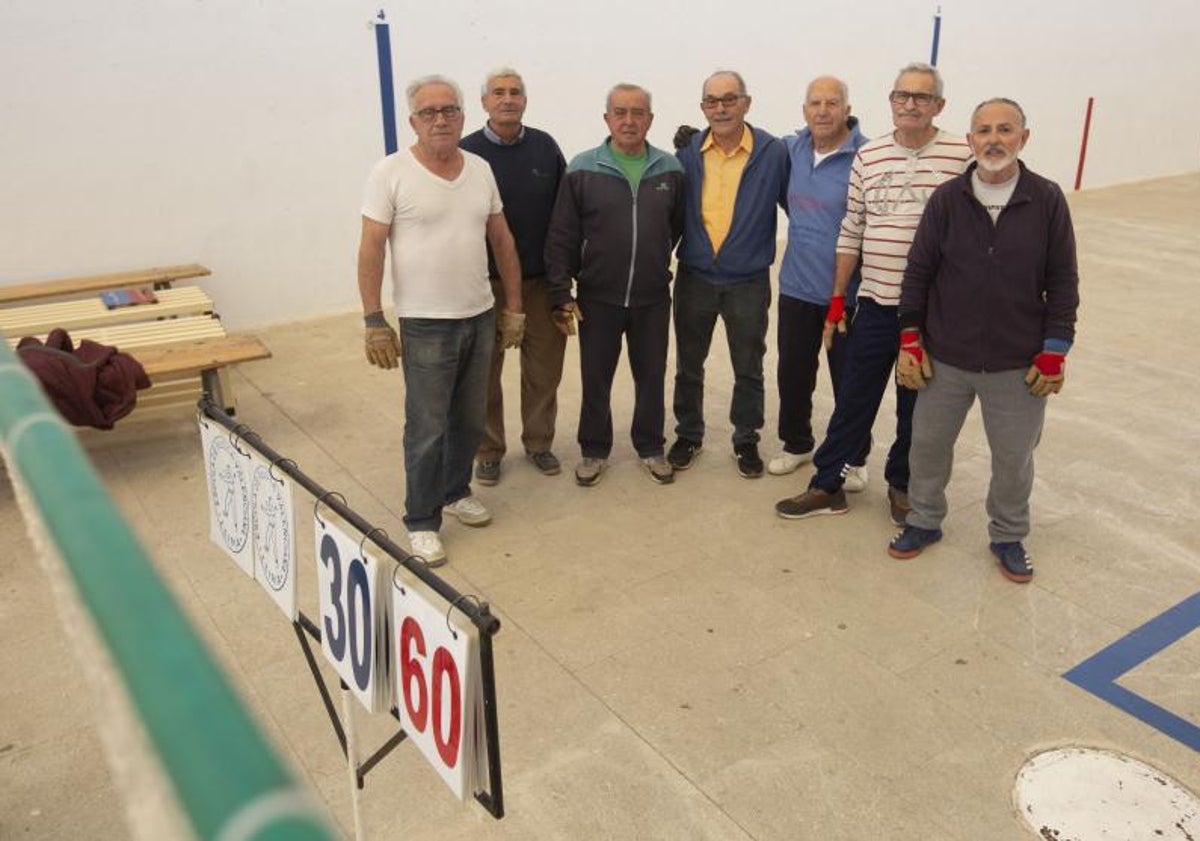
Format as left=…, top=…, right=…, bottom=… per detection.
left=803, top=75, right=852, bottom=152
left=806, top=75, right=848, bottom=103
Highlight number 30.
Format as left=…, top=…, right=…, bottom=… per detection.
left=319, top=534, right=373, bottom=692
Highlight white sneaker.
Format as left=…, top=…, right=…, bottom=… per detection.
left=767, top=450, right=813, bottom=476
left=443, top=495, right=492, bottom=527
left=408, top=531, right=447, bottom=567
left=843, top=464, right=869, bottom=493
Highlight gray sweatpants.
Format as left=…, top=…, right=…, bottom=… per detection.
left=906, top=361, right=1046, bottom=543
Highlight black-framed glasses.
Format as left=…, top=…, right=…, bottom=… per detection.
left=890, top=90, right=937, bottom=106
left=414, top=105, right=462, bottom=122
left=701, top=93, right=745, bottom=109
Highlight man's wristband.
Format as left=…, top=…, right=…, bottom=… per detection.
left=364, top=311, right=388, bottom=328
left=825, top=295, right=846, bottom=324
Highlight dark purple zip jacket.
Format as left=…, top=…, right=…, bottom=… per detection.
left=899, top=161, right=1079, bottom=372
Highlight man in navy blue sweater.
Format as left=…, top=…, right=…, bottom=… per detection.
left=461, top=68, right=567, bottom=486
left=887, top=98, right=1079, bottom=583
left=668, top=70, right=789, bottom=478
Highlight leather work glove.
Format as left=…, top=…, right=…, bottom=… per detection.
left=896, top=327, right=933, bottom=389
left=552, top=302, right=583, bottom=337
left=674, top=124, right=700, bottom=150
left=1025, top=351, right=1066, bottom=396
left=821, top=295, right=847, bottom=351
left=499, top=310, right=526, bottom=349
left=364, top=312, right=401, bottom=369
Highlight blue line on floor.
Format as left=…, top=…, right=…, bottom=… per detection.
left=1064, top=590, right=1200, bottom=753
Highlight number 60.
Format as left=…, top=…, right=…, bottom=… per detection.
left=399, top=617, right=462, bottom=767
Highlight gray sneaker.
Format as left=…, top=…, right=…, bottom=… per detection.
left=475, top=460, right=500, bottom=486
left=527, top=451, right=562, bottom=476
left=574, top=457, right=606, bottom=486
left=640, top=454, right=674, bottom=485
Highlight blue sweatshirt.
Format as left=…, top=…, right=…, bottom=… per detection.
left=676, top=125, right=789, bottom=284
left=779, top=119, right=867, bottom=305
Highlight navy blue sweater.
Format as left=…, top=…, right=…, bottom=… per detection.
left=676, top=125, right=790, bottom=284
left=900, top=162, right=1080, bottom=372
left=461, top=125, right=565, bottom=280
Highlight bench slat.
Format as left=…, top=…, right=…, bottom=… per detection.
left=136, top=336, right=272, bottom=379
left=6, top=315, right=227, bottom=350
left=0, top=287, right=214, bottom=335
left=0, top=264, right=211, bottom=305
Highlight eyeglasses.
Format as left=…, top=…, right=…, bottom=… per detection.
left=701, top=93, right=745, bottom=109
left=414, top=105, right=462, bottom=122
left=890, top=90, right=937, bottom=106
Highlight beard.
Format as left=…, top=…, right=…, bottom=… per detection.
left=976, top=146, right=1017, bottom=174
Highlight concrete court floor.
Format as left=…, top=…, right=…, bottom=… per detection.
left=2, top=172, right=1199, bottom=840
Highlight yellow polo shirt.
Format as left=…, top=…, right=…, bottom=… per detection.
left=701, top=126, right=753, bottom=254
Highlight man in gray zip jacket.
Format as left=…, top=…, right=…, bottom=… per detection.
left=545, top=83, right=685, bottom=487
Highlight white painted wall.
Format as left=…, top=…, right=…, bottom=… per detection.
left=2, top=0, right=1197, bottom=328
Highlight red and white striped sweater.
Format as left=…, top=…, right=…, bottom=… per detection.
left=836, top=129, right=972, bottom=305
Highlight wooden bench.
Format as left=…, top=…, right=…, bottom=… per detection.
left=0, top=264, right=270, bottom=417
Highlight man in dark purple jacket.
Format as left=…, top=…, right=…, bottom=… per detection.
left=886, top=98, right=1080, bottom=583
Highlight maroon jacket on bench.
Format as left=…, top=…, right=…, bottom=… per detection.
left=17, top=328, right=150, bottom=429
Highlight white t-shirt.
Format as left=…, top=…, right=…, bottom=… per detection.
left=971, top=168, right=1018, bottom=224
left=362, top=149, right=503, bottom=318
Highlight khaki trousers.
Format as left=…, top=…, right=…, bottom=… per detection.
left=476, top=277, right=567, bottom=461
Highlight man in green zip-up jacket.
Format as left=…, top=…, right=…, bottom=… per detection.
left=545, top=83, right=685, bottom=487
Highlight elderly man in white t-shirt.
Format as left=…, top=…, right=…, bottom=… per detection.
left=357, top=75, right=525, bottom=566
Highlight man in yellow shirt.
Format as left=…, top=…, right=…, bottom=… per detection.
left=669, top=70, right=790, bottom=478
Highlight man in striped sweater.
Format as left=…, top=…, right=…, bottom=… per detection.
left=775, top=61, right=972, bottom=523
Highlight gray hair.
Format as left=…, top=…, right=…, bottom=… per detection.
left=703, top=70, right=748, bottom=97
left=895, top=61, right=944, bottom=98
left=806, top=75, right=849, bottom=103
left=972, top=97, right=1027, bottom=127
left=606, top=83, right=652, bottom=112
left=406, top=75, right=463, bottom=111
left=481, top=67, right=524, bottom=96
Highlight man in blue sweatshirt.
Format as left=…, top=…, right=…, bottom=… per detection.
left=668, top=70, right=789, bottom=478
left=769, top=76, right=870, bottom=487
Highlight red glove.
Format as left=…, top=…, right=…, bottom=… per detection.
left=822, top=295, right=847, bottom=350
left=1025, top=351, right=1066, bottom=396
left=896, top=327, right=933, bottom=389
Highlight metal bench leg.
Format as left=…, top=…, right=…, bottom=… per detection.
left=200, top=368, right=235, bottom=416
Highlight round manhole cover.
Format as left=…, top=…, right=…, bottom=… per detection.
left=1015, top=747, right=1200, bottom=839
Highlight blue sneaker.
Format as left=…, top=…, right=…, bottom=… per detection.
left=990, top=541, right=1033, bottom=583
left=887, top=525, right=943, bottom=560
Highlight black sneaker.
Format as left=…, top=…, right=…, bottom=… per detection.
left=733, top=442, right=764, bottom=478
left=888, top=525, right=943, bottom=560
left=775, top=486, right=848, bottom=519
left=990, top=541, right=1034, bottom=583
left=475, top=460, right=501, bottom=486
left=667, top=438, right=702, bottom=470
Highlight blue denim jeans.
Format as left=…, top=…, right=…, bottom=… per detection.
left=672, top=267, right=770, bottom=446
left=398, top=309, right=494, bottom=532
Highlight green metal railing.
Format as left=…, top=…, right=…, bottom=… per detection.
left=0, top=343, right=333, bottom=841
